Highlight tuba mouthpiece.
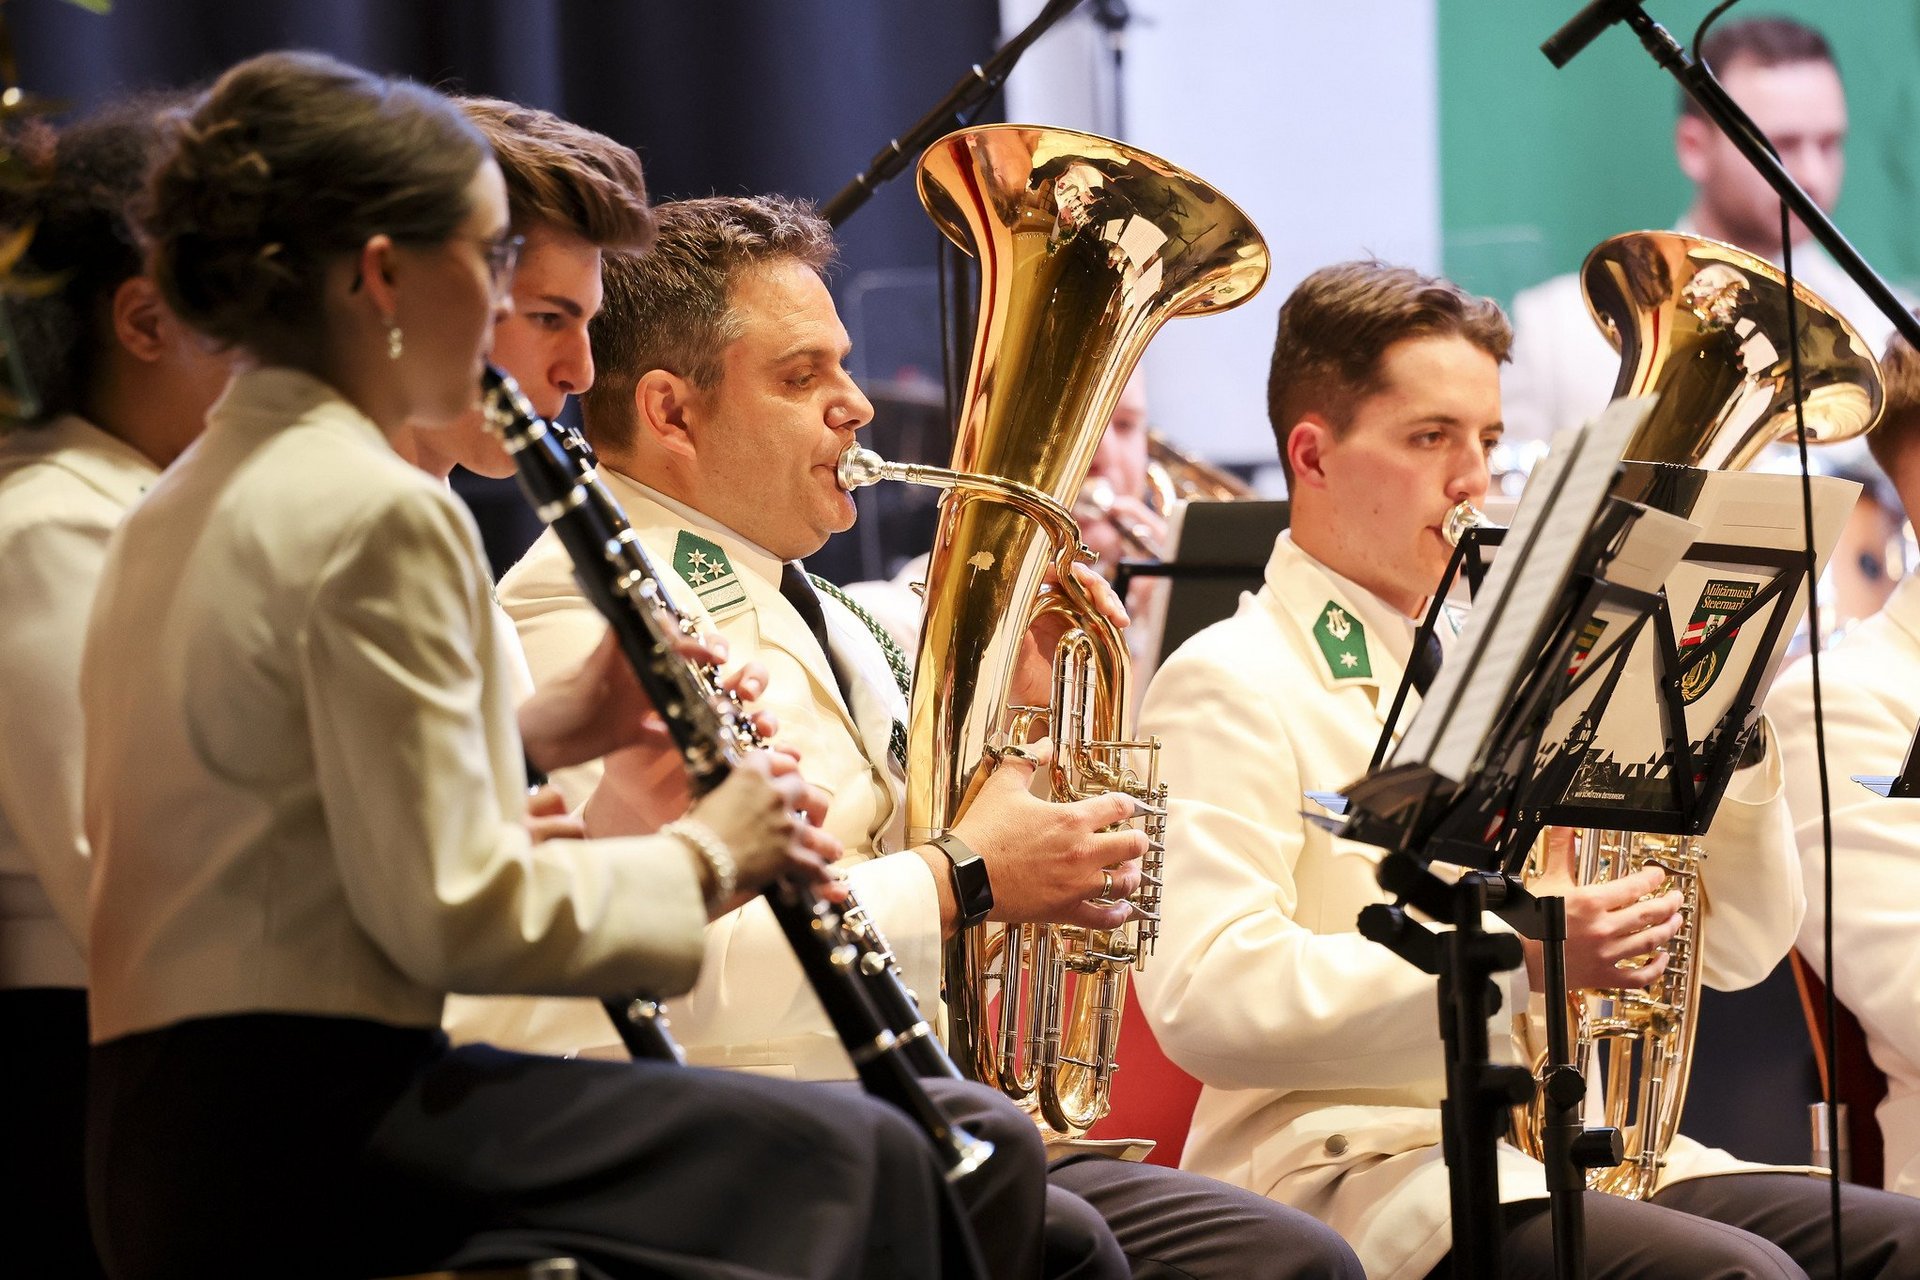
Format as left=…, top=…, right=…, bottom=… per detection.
left=1442, top=501, right=1488, bottom=547
left=836, top=443, right=890, bottom=492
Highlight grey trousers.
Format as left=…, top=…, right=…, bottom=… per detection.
left=1049, top=1153, right=1368, bottom=1280
left=1427, top=1171, right=1920, bottom=1279
left=929, top=1079, right=1364, bottom=1278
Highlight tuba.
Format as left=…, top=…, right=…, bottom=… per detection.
left=1512, top=230, right=1884, bottom=1198
left=840, top=125, right=1268, bottom=1136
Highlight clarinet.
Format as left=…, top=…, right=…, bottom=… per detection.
left=483, top=367, right=990, bottom=1180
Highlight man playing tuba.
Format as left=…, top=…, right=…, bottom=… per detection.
left=1134, top=259, right=1920, bottom=1278
left=488, top=194, right=1362, bottom=1279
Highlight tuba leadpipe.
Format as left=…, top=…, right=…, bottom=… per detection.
left=483, top=366, right=992, bottom=1181
left=867, top=124, right=1268, bottom=1137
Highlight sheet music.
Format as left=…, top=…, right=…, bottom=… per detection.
left=1537, top=467, right=1858, bottom=818
left=1396, top=397, right=1653, bottom=783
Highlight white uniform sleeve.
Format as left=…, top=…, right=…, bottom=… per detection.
left=1135, top=642, right=1520, bottom=1091
left=1693, top=720, right=1803, bottom=991
left=1773, top=660, right=1920, bottom=1071
left=0, top=516, right=105, bottom=948
left=304, top=491, right=707, bottom=998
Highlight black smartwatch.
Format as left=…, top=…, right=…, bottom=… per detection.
left=929, top=833, right=994, bottom=929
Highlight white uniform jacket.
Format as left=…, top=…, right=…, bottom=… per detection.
left=1769, top=576, right=1920, bottom=1197
left=1503, top=230, right=1900, bottom=450
left=82, top=369, right=709, bottom=1043
left=466, top=469, right=944, bottom=1076
left=0, top=416, right=157, bottom=990
left=1135, top=533, right=1802, bottom=1279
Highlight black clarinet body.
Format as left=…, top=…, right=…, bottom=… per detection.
left=483, top=367, right=989, bottom=1179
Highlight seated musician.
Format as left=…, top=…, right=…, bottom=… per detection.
left=1132, top=259, right=1920, bottom=1277
left=78, top=51, right=992, bottom=1279
left=1772, top=326, right=1920, bottom=1199
left=393, top=96, right=1056, bottom=1273
left=493, top=192, right=1365, bottom=1278
left=0, top=94, right=234, bottom=1279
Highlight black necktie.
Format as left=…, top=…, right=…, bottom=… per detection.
left=779, top=562, right=856, bottom=707
left=1408, top=626, right=1444, bottom=697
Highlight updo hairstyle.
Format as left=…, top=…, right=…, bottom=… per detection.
left=141, top=50, right=488, bottom=363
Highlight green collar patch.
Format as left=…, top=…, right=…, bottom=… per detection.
left=673, top=531, right=750, bottom=621
left=1312, top=600, right=1372, bottom=682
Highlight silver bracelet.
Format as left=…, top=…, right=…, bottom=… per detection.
left=663, top=818, right=737, bottom=909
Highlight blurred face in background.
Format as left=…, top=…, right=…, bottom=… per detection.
left=1676, top=55, right=1847, bottom=256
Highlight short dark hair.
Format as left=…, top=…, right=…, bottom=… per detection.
left=581, top=194, right=835, bottom=452
left=1871, top=323, right=1920, bottom=476
left=1680, top=17, right=1837, bottom=119
left=142, top=50, right=488, bottom=363
left=455, top=97, right=654, bottom=252
left=1266, top=260, right=1512, bottom=487
left=1, top=93, right=191, bottom=427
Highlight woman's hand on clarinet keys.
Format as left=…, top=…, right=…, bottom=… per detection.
left=685, top=749, right=846, bottom=919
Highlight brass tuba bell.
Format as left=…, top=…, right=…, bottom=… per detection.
left=842, top=124, right=1267, bottom=1136
left=1584, top=229, right=1882, bottom=469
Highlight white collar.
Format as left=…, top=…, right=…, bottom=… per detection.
left=606, top=470, right=789, bottom=588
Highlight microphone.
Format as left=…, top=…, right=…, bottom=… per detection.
left=1541, top=0, right=1642, bottom=69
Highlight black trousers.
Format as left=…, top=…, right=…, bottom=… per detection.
left=88, top=1014, right=987, bottom=1280
left=1427, top=1172, right=1920, bottom=1279
left=2, top=987, right=106, bottom=1280
left=927, top=1076, right=1362, bottom=1279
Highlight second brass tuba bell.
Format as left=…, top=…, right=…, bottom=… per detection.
left=844, top=125, right=1267, bottom=1136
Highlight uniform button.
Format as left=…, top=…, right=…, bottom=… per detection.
left=1324, top=1134, right=1349, bottom=1156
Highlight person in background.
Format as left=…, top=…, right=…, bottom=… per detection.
left=0, top=93, right=233, bottom=1279
left=1503, top=16, right=1895, bottom=448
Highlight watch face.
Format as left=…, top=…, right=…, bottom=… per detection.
left=938, top=835, right=993, bottom=926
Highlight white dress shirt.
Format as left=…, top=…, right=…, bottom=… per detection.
left=1770, top=576, right=1920, bottom=1197
left=1134, top=532, right=1801, bottom=1280
left=81, top=368, right=708, bottom=1044
left=0, top=416, right=157, bottom=989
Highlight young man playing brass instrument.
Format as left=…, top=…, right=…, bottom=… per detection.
left=1133, top=259, right=1920, bottom=1278
left=492, top=192, right=1364, bottom=1279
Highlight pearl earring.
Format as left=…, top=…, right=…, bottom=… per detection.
left=386, top=321, right=404, bottom=361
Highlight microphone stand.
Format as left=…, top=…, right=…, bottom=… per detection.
left=821, top=0, right=1087, bottom=227
left=1540, top=1, right=1920, bottom=352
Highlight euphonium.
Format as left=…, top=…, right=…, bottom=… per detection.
left=844, top=125, right=1268, bottom=1137
left=1512, top=230, right=1884, bottom=1198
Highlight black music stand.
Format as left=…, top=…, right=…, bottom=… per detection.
left=1332, top=404, right=1853, bottom=1279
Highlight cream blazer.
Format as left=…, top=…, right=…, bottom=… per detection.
left=1771, top=575, right=1920, bottom=1198
left=456, top=469, right=944, bottom=1077
left=1135, top=533, right=1802, bottom=1280
left=0, top=416, right=157, bottom=989
left=81, top=369, right=708, bottom=1043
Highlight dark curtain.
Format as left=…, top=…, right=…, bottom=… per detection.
left=16, top=0, right=1000, bottom=580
